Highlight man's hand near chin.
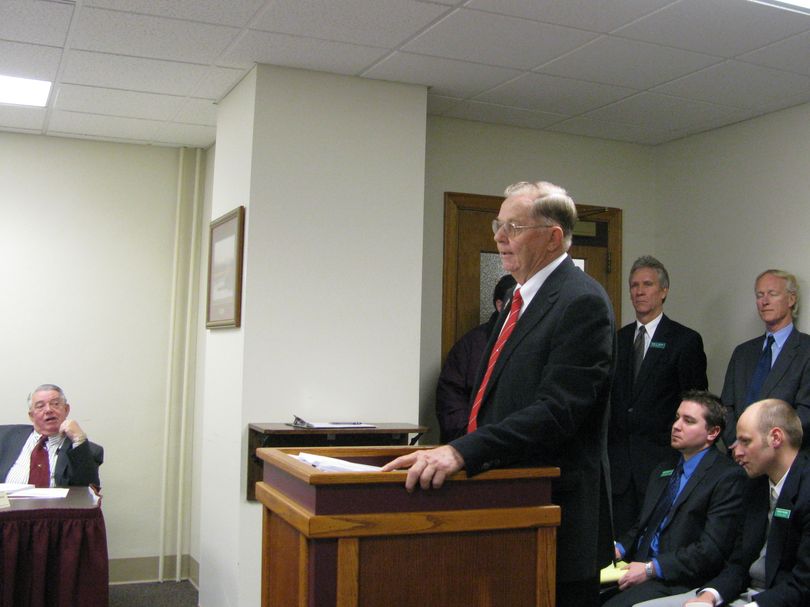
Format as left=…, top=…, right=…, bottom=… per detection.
left=381, top=445, right=465, bottom=491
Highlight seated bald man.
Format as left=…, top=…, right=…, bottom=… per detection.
left=0, top=383, right=103, bottom=488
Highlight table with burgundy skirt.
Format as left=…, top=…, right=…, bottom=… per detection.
left=0, top=486, right=108, bottom=607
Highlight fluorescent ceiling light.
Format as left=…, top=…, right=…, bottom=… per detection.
left=748, top=0, right=810, bottom=14
left=0, top=74, right=52, bottom=107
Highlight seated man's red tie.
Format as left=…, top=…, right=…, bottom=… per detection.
left=467, top=288, right=523, bottom=433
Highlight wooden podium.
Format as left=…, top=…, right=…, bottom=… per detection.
left=256, top=446, right=560, bottom=607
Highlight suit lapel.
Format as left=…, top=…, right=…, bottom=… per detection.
left=480, top=259, right=569, bottom=403
left=632, top=316, right=671, bottom=397
left=637, top=455, right=680, bottom=529
left=762, top=329, right=799, bottom=396
left=661, top=449, right=717, bottom=531
left=765, top=452, right=808, bottom=586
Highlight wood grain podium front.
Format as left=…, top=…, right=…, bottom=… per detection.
left=256, top=446, right=560, bottom=607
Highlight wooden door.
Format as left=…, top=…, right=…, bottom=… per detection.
left=442, top=192, right=622, bottom=361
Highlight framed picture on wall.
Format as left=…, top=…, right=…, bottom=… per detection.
left=206, top=206, right=246, bottom=329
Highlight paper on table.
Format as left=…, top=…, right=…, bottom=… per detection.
left=9, top=488, right=70, bottom=498
left=0, top=483, right=34, bottom=494
left=293, top=452, right=382, bottom=472
left=288, top=415, right=376, bottom=429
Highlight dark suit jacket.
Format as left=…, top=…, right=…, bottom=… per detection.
left=450, top=256, right=615, bottom=583
left=621, top=448, right=745, bottom=586
left=704, top=451, right=810, bottom=607
left=721, top=328, right=810, bottom=447
left=609, top=315, right=707, bottom=496
left=0, top=424, right=103, bottom=487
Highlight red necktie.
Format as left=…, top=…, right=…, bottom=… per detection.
left=29, top=435, right=50, bottom=488
left=467, top=288, right=523, bottom=433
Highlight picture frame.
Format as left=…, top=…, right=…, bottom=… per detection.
left=206, top=206, right=245, bottom=329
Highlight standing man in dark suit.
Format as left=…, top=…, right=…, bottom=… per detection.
left=721, top=270, right=810, bottom=448
left=636, top=399, right=810, bottom=607
left=610, top=256, right=708, bottom=536
left=604, top=391, right=745, bottom=607
left=384, top=180, right=615, bottom=607
left=0, top=383, right=103, bottom=487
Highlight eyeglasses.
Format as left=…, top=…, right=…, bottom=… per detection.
left=31, top=400, right=65, bottom=412
left=492, top=219, right=552, bottom=238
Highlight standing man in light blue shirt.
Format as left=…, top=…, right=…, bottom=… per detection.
left=721, top=270, right=810, bottom=449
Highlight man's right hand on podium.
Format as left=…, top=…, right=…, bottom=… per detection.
left=381, top=445, right=465, bottom=492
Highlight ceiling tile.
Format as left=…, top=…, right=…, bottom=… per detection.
left=53, top=84, right=184, bottom=121
left=220, top=30, right=389, bottom=74
left=0, top=104, right=46, bottom=131
left=466, top=0, right=674, bottom=32
left=72, top=7, right=240, bottom=65
left=86, top=0, right=266, bottom=28
left=614, top=0, right=810, bottom=58
left=250, top=0, right=450, bottom=47
left=582, top=92, right=753, bottom=131
left=547, top=116, right=667, bottom=145
left=364, top=52, right=522, bottom=98
left=62, top=50, right=213, bottom=96
left=403, top=8, right=599, bottom=69
left=48, top=109, right=161, bottom=142
left=653, top=60, right=810, bottom=109
left=475, top=72, right=636, bottom=114
left=444, top=100, right=566, bottom=129
left=539, top=36, right=721, bottom=88
left=174, top=98, right=218, bottom=126
left=152, top=123, right=216, bottom=147
left=0, top=0, right=73, bottom=47
left=0, top=40, right=62, bottom=81
left=191, top=67, right=248, bottom=100
left=739, top=30, right=810, bottom=76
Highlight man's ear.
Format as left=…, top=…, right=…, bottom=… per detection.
left=768, top=427, right=784, bottom=449
left=707, top=425, right=721, bottom=443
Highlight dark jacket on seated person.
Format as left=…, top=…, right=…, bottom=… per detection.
left=0, top=424, right=103, bottom=487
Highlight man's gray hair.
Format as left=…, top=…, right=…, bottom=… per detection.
left=28, top=383, right=67, bottom=410
left=504, top=181, right=577, bottom=250
left=630, top=255, right=670, bottom=291
left=756, top=269, right=800, bottom=318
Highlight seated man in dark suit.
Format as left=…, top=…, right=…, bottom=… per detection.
left=604, top=391, right=746, bottom=607
left=610, top=255, right=708, bottom=537
left=636, top=398, right=810, bottom=607
left=0, top=383, right=103, bottom=487
left=722, top=269, right=810, bottom=448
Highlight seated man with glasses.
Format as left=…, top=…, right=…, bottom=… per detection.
left=0, top=383, right=103, bottom=488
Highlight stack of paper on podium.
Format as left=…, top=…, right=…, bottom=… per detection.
left=292, top=451, right=382, bottom=472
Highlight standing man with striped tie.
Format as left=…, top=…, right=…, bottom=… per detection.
left=0, top=383, right=103, bottom=488
left=721, top=270, right=810, bottom=449
left=384, top=180, right=615, bottom=607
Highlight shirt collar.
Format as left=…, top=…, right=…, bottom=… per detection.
left=682, top=446, right=711, bottom=477
left=769, top=323, right=793, bottom=350
left=636, top=312, right=664, bottom=336
left=516, top=252, right=568, bottom=312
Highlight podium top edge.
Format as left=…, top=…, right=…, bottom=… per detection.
left=256, top=446, right=561, bottom=485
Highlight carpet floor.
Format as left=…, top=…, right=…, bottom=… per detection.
left=109, top=581, right=198, bottom=607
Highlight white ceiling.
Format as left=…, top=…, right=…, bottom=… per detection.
left=2, top=0, right=810, bottom=147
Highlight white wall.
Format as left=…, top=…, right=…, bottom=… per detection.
left=0, top=132, right=182, bottom=561
left=421, top=117, right=657, bottom=440
left=654, top=102, right=810, bottom=393
left=197, top=65, right=427, bottom=607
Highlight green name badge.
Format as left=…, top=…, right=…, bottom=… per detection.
left=660, top=469, right=674, bottom=477
left=649, top=341, right=666, bottom=349
left=774, top=508, right=791, bottom=519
